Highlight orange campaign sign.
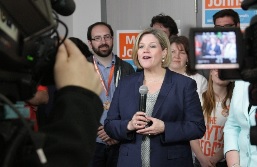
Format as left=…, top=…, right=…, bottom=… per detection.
left=117, top=30, right=140, bottom=60
left=205, top=0, right=242, bottom=9
left=202, top=0, right=256, bottom=27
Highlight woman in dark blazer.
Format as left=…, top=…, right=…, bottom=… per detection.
left=104, top=28, right=205, bottom=167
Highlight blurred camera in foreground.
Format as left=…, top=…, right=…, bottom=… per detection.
left=189, top=24, right=257, bottom=83
left=0, top=0, right=75, bottom=101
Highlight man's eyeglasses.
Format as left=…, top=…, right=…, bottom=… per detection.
left=214, top=24, right=235, bottom=28
left=91, top=34, right=112, bottom=42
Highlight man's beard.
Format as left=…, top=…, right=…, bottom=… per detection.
left=92, top=44, right=113, bottom=57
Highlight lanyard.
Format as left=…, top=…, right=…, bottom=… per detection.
left=93, top=57, right=115, bottom=97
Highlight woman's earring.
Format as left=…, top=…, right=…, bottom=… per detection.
left=162, top=57, right=165, bottom=63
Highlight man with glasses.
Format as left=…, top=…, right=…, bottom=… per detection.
left=198, top=9, right=240, bottom=80
left=86, top=22, right=135, bottom=167
left=213, top=9, right=240, bottom=28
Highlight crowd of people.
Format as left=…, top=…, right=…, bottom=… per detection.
left=20, top=9, right=256, bottom=167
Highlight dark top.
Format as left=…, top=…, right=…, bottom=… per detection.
left=19, top=86, right=103, bottom=167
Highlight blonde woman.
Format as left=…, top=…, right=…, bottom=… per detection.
left=104, top=28, right=205, bottom=167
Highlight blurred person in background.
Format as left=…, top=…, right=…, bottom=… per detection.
left=169, top=35, right=207, bottom=96
left=191, top=69, right=234, bottom=167
left=86, top=22, right=135, bottom=167
left=150, top=13, right=179, bottom=38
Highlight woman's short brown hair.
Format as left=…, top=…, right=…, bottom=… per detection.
left=169, top=35, right=197, bottom=75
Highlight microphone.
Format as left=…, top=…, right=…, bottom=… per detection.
left=139, top=85, right=148, bottom=112
left=241, top=0, right=257, bottom=10
left=51, top=0, right=76, bottom=16
left=139, top=85, right=153, bottom=127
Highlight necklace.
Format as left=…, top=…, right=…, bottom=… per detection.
left=215, top=94, right=225, bottom=109
left=215, top=93, right=226, bottom=102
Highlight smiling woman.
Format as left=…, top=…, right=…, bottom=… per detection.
left=169, top=36, right=208, bottom=96
left=104, top=28, right=206, bottom=167
left=132, top=28, right=171, bottom=70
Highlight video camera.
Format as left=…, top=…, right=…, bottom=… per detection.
left=0, top=0, right=75, bottom=102
left=0, top=0, right=75, bottom=166
left=189, top=20, right=257, bottom=83
left=189, top=0, right=257, bottom=146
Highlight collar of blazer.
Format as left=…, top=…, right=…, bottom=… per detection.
left=134, top=68, right=174, bottom=117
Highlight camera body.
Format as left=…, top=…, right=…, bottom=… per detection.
left=189, top=27, right=243, bottom=70
left=189, top=11, right=257, bottom=146
left=0, top=0, right=59, bottom=102
left=189, top=22, right=257, bottom=82
left=0, top=0, right=75, bottom=166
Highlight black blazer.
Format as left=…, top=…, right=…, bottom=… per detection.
left=20, top=86, right=103, bottom=167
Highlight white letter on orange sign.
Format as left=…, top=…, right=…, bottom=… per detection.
left=121, top=46, right=133, bottom=58
left=227, top=0, right=233, bottom=6
left=126, top=36, right=136, bottom=44
left=121, top=46, right=127, bottom=57
left=213, top=0, right=222, bottom=7
left=207, top=0, right=213, bottom=7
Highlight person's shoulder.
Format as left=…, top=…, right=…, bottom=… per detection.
left=234, top=80, right=250, bottom=88
left=118, top=72, right=140, bottom=87
left=123, top=71, right=140, bottom=80
left=121, top=60, right=134, bottom=68
left=235, top=80, right=249, bottom=84
left=168, top=70, right=192, bottom=80
left=232, top=81, right=250, bottom=101
left=116, top=56, right=133, bottom=66
left=190, top=73, right=207, bottom=81
left=86, top=55, right=94, bottom=63
left=193, top=73, right=205, bottom=78
left=115, top=55, right=135, bottom=72
left=168, top=70, right=197, bottom=87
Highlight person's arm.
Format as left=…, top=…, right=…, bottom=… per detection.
left=225, top=150, right=240, bottom=167
left=54, top=39, right=102, bottom=94
left=209, top=147, right=224, bottom=166
left=97, top=125, right=119, bottom=145
left=27, top=89, right=49, bottom=106
left=190, top=140, right=214, bottom=167
left=199, top=75, right=208, bottom=94
left=104, top=77, right=139, bottom=141
left=33, top=39, right=102, bottom=167
left=161, top=79, right=206, bottom=143
left=223, top=81, right=244, bottom=167
left=40, top=86, right=103, bottom=167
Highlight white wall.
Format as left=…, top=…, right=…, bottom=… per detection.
left=58, top=0, right=101, bottom=44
